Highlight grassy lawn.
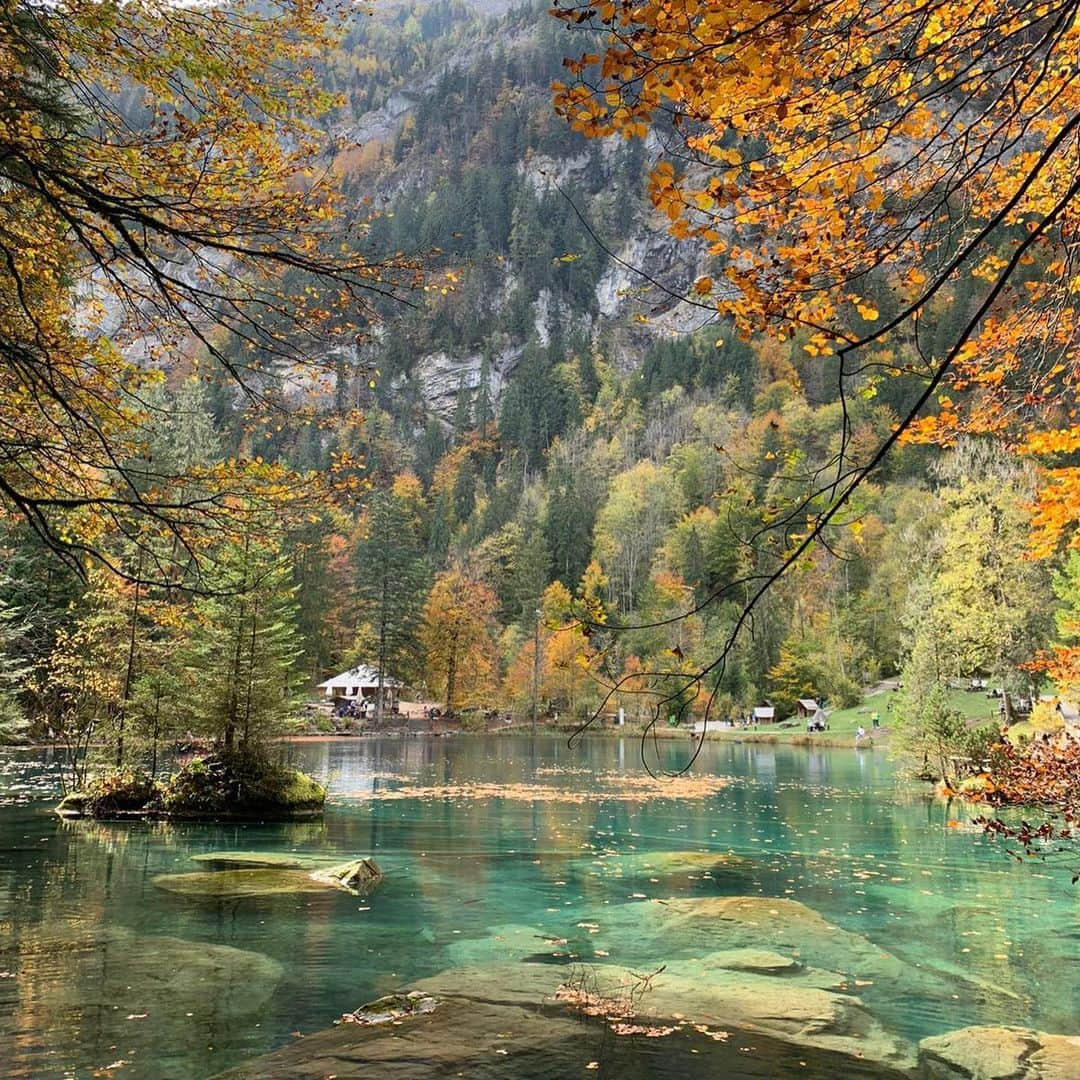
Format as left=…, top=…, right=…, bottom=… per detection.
left=825, top=687, right=1000, bottom=731
left=701, top=686, right=1002, bottom=746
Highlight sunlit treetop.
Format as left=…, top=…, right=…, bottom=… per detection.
left=553, top=0, right=1080, bottom=552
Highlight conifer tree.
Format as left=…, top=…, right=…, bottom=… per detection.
left=353, top=489, right=428, bottom=721
left=183, top=531, right=302, bottom=753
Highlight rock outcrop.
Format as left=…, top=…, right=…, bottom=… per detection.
left=154, top=858, right=383, bottom=900
left=311, top=858, right=383, bottom=894
left=919, top=1025, right=1080, bottom=1080
left=212, top=961, right=915, bottom=1080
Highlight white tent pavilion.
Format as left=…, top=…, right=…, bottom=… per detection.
left=317, top=665, right=402, bottom=709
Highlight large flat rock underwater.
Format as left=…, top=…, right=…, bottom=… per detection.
left=188, top=850, right=337, bottom=870
left=212, top=961, right=917, bottom=1080
left=0, top=924, right=282, bottom=1067
left=562, top=894, right=909, bottom=984
left=588, top=894, right=1028, bottom=1019
left=152, top=858, right=383, bottom=900
left=593, top=848, right=760, bottom=890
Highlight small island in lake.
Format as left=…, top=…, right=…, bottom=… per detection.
left=56, top=751, right=326, bottom=822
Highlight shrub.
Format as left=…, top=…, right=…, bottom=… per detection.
left=79, top=769, right=160, bottom=815
left=158, top=750, right=325, bottom=816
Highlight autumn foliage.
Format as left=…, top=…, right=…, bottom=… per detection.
left=970, top=737, right=1080, bottom=875
left=552, top=0, right=1080, bottom=556
left=0, top=0, right=421, bottom=574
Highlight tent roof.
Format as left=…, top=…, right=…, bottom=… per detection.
left=317, top=665, right=402, bottom=690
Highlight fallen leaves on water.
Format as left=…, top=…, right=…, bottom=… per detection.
left=346, top=773, right=728, bottom=803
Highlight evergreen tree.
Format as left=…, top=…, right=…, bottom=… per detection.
left=183, top=531, right=302, bottom=753
left=415, top=420, right=448, bottom=489
left=353, top=489, right=429, bottom=721
left=452, top=374, right=473, bottom=442
left=544, top=461, right=595, bottom=587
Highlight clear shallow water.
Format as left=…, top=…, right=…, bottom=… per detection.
left=0, top=737, right=1077, bottom=1078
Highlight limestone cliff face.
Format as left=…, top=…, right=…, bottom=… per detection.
left=316, top=3, right=707, bottom=422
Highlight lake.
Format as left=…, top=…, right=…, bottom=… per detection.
left=1, top=736, right=1077, bottom=1078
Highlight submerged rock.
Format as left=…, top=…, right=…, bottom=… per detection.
left=0, top=924, right=281, bottom=1054
left=919, top=1025, right=1080, bottom=1079
left=611, top=849, right=757, bottom=881
left=154, top=868, right=343, bottom=899
left=311, top=858, right=383, bottom=894
left=626, top=895, right=906, bottom=981
left=638, top=963, right=913, bottom=1066
left=442, top=922, right=609, bottom=967
left=416, top=961, right=912, bottom=1068
left=154, top=858, right=383, bottom=900
left=190, top=850, right=328, bottom=870
left=212, top=962, right=914, bottom=1080
left=695, top=947, right=804, bottom=975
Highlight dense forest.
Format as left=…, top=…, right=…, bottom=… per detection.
left=1, top=0, right=1077, bottom=787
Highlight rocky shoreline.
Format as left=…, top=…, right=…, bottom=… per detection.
left=202, top=885, right=1079, bottom=1080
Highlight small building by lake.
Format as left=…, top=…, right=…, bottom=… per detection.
left=317, top=665, right=402, bottom=712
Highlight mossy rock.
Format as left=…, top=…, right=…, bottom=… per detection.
left=154, top=858, right=382, bottom=901
left=157, top=754, right=326, bottom=819
left=190, top=850, right=331, bottom=870
left=154, top=868, right=345, bottom=900
left=55, top=769, right=161, bottom=818
left=58, top=754, right=327, bottom=820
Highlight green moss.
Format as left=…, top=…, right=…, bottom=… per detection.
left=277, top=769, right=326, bottom=808
left=158, top=753, right=326, bottom=818
left=56, top=769, right=161, bottom=818
left=56, top=753, right=325, bottom=821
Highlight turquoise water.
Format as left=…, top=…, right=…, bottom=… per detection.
left=1, top=737, right=1077, bottom=1078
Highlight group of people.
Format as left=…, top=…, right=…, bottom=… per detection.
left=333, top=699, right=401, bottom=720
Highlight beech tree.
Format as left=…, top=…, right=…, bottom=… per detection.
left=553, top=0, right=1080, bottom=738
left=0, top=0, right=422, bottom=577
left=419, top=571, right=499, bottom=713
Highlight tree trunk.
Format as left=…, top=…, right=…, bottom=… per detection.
left=445, top=627, right=459, bottom=715
left=376, top=564, right=388, bottom=726
left=116, top=555, right=143, bottom=768
left=531, top=611, right=540, bottom=735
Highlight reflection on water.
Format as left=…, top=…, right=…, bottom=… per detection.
left=0, top=737, right=1077, bottom=1079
